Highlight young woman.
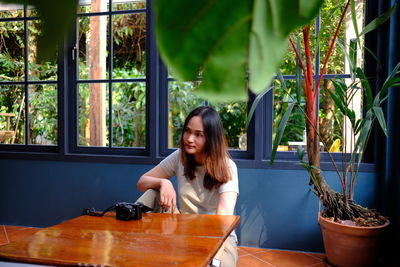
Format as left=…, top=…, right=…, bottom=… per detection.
left=137, top=106, right=239, bottom=267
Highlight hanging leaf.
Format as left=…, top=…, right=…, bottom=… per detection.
left=372, top=106, right=387, bottom=136
left=246, top=86, right=273, bottom=130
left=353, top=114, right=372, bottom=154
left=331, top=79, right=347, bottom=104
left=358, top=3, right=397, bottom=37
left=379, top=62, right=400, bottom=104
left=350, top=0, right=360, bottom=40
left=336, top=40, right=355, bottom=80
left=329, top=80, right=346, bottom=111
left=270, top=102, right=295, bottom=165
left=354, top=118, right=365, bottom=135
left=355, top=67, right=373, bottom=110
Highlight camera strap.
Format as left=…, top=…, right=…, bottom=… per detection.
left=82, top=204, right=117, bottom=217
left=82, top=202, right=153, bottom=217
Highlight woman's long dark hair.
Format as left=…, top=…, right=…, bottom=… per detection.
left=179, top=106, right=231, bottom=190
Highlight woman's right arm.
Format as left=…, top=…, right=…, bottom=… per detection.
left=137, top=165, right=177, bottom=210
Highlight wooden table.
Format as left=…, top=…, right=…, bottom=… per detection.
left=0, top=213, right=240, bottom=266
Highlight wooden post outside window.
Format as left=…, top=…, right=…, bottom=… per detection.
left=88, top=0, right=107, bottom=146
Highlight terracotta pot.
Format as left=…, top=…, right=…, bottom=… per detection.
left=319, top=215, right=389, bottom=267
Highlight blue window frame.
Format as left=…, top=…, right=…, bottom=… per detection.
left=69, top=0, right=150, bottom=156
left=0, top=4, right=59, bottom=153
left=0, top=0, right=377, bottom=172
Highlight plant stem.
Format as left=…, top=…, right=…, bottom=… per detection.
left=315, top=0, right=351, bottom=100
left=303, top=26, right=314, bottom=95
left=289, top=37, right=309, bottom=91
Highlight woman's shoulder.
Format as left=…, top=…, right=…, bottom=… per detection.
left=159, top=149, right=182, bottom=176
left=165, top=149, right=182, bottom=165
left=227, top=157, right=237, bottom=169
left=172, top=148, right=181, bottom=158
left=160, top=148, right=180, bottom=164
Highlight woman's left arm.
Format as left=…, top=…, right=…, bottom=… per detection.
left=216, top=192, right=238, bottom=215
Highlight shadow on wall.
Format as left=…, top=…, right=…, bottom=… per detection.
left=235, top=168, right=378, bottom=252
left=0, top=160, right=154, bottom=227
left=234, top=168, right=323, bottom=251
left=236, top=185, right=269, bottom=247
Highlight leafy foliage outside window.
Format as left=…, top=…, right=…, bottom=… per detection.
left=274, top=0, right=358, bottom=151
left=273, top=79, right=306, bottom=145
left=168, top=81, right=203, bottom=148
left=0, top=9, right=58, bottom=145
left=168, top=81, right=247, bottom=149
left=29, top=84, right=57, bottom=145
left=76, top=1, right=146, bottom=148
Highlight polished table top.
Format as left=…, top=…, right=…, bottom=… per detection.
left=0, top=213, right=240, bottom=266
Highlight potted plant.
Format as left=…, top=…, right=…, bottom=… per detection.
left=267, top=1, right=399, bottom=266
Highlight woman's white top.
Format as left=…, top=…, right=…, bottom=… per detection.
left=159, top=149, right=239, bottom=215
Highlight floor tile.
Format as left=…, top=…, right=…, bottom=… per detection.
left=252, top=250, right=322, bottom=267
left=237, top=247, right=251, bottom=257
left=304, top=252, right=325, bottom=260
left=237, top=254, right=274, bottom=267
left=238, top=246, right=270, bottom=255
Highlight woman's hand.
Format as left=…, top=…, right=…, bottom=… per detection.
left=160, top=179, right=177, bottom=211
left=137, top=165, right=177, bottom=211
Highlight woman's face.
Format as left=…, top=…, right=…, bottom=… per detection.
left=183, top=116, right=206, bottom=156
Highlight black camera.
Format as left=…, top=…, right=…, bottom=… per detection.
left=115, top=202, right=153, bottom=221
left=115, top=202, right=143, bottom=220
left=83, top=202, right=152, bottom=221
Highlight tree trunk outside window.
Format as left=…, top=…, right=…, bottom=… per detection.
left=88, top=0, right=107, bottom=146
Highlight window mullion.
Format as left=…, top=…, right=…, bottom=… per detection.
left=108, top=9, right=113, bottom=148
left=23, top=5, right=29, bottom=145
left=147, top=0, right=159, bottom=159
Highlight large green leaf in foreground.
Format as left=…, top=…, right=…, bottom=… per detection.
left=154, top=0, right=324, bottom=101
left=250, top=0, right=324, bottom=94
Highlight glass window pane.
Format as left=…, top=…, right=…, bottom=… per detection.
left=0, top=21, right=25, bottom=82
left=0, top=4, right=23, bottom=18
left=211, top=101, right=247, bottom=150
left=27, top=20, right=58, bottom=81
left=168, top=81, right=204, bottom=148
left=0, top=85, right=25, bottom=144
left=112, top=82, right=145, bottom=148
left=78, top=83, right=109, bottom=147
left=319, top=78, right=363, bottom=153
left=273, top=79, right=306, bottom=151
left=78, top=15, right=109, bottom=80
left=28, top=84, right=57, bottom=145
left=27, top=6, right=39, bottom=17
left=319, top=0, right=354, bottom=75
left=113, top=12, right=146, bottom=78
left=79, top=0, right=109, bottom=14
left=112, top=0, right=146, bottom=11
left=168, top=81, right=247, bottom=150
left=280, top=29, right=303, bottom=75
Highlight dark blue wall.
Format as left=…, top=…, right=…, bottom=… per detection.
left=0, top=159, right=377, bottom=252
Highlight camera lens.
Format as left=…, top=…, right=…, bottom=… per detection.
left=120, top=206, right=135, bottom=220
